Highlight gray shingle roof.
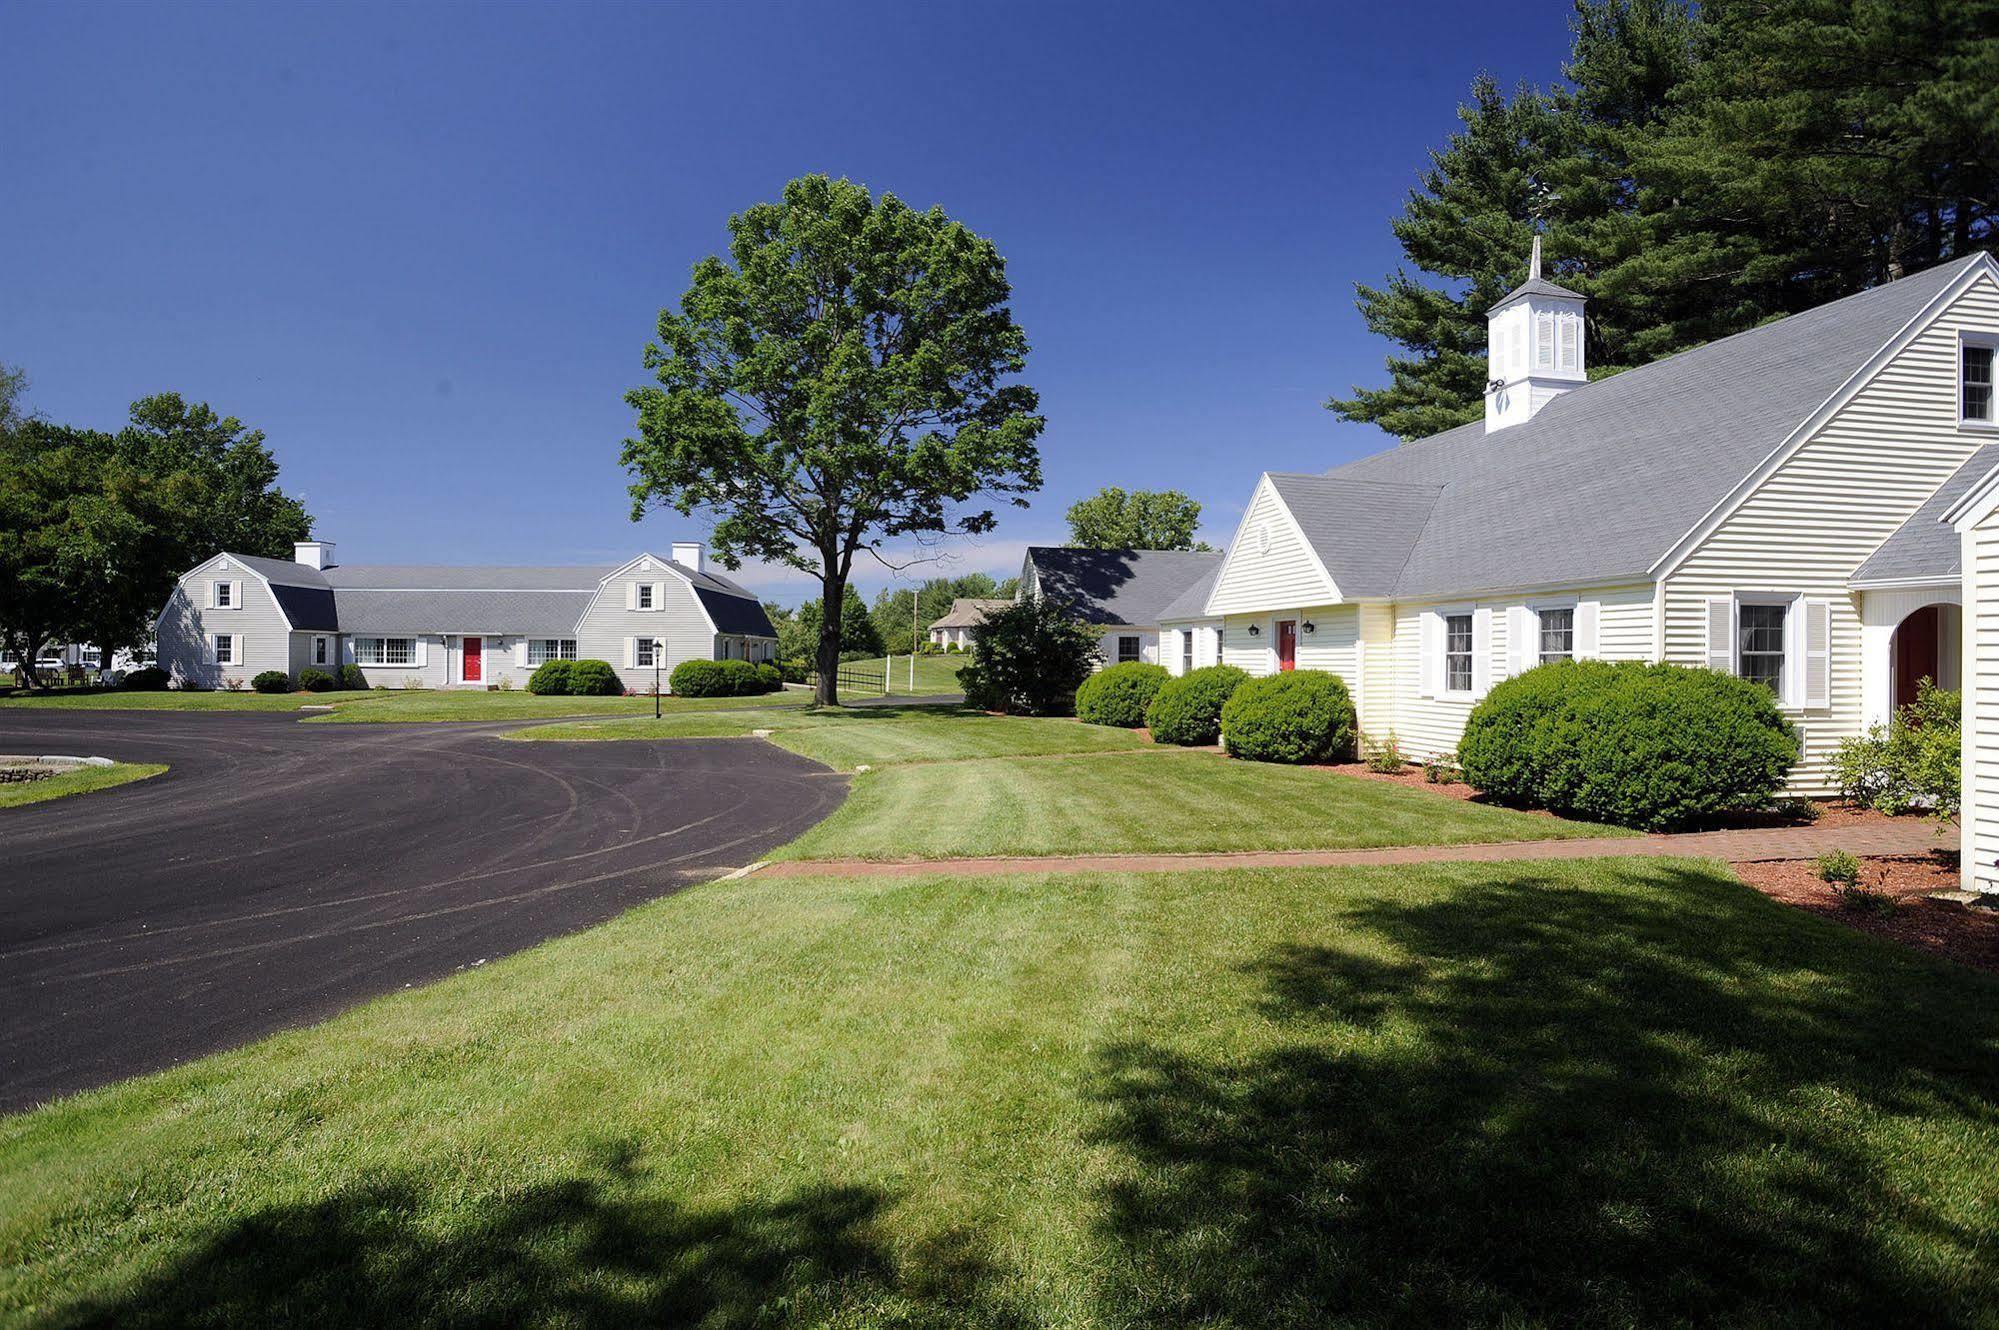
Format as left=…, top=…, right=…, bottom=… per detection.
left=928, top=598, right=1011, bottom=630
left=1154, top=565, right=1220, bottom=623
left=331, top=589, right=599, bottom=637
left=1852, top=444, right=1999, bottom=585
left=230, top=553, right=331, bottom=589
left=319, top=564, right=614, bottom=590
left=1319, top=253, right=1985, bottom=599
left=1026, top=548, right=1224, bottom=627
left=1265, top=474, right=1444, bottom=598
left=1491, top=274, right=1584, bottom=309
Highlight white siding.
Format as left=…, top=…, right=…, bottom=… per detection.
left=1964, top=508, right=1999, bottom=892
left=155, top=557, right=293, bottom=688
left=1206, top=477, right=1339, bottom=617
left=1663, top=271, right=1999, bottom=792
left=1095, top=628, right=1158, bottom=669
left=1216, top=606, right=1358, bottom=682
left=575, top=557, right=718, bottom=692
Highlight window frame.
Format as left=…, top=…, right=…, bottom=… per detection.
left=1735, top=595, right=1792, bottom=698
left=1441, top=609, right=1475, bottom=698
left=212, top=633, right=236, bottom=665
left=527, top=638, right=578, bottom=665
left=636, top=582, right=655, bottom=610
left=634, top=637, right=658, bottom=669
left=353, top=636, right=417, bottom=667
left=1962, top=333, right=1998, bottom=429
left=1116, top=635, right=1141, bottom=666
left=1533, top=603, right=1575, bottom=665
left=313, top=635, right=328, bottom=666
left=1181, top=629, right=1194, bottom=675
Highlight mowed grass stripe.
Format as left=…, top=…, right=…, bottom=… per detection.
left=772, top=748, right=1629, bottom=862
left=2, top=859, right=1994, bottom=1325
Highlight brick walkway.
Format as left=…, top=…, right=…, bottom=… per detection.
left=759, top=819, right=1949, bottom=880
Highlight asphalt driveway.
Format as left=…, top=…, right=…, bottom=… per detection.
left=0, top=709, right=847, bottom=1111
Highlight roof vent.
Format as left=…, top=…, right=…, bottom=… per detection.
left=294, top=540, right=336, bottom=570
left=670, top=542, right=705, bottom=574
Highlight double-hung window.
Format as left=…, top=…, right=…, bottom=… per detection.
left=1537, top=607, right=1574, bottom=664
left=313, top=636, right=328, bottom=666
left=634, top=638, right=658, bottom=669
left=1443, top=612, right=1474, bottom=694
left=636, top=583, right=655, bottom=610
left=213, top=634, right=236, bottom=665
left=1118, top=635, right=1141, bottom=665
left=1737, top=603, right=1788, bottom=693
left=354, top=637, right=415, bottom=667
left=215, top=581, right=233, bottom=608
left=1964, top=338, right=1995, bottom=424
left=1181, top=631, right=1194, bottom=675
left=528, top=638, right=577, bottom=665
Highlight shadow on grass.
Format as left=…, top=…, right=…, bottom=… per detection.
left=1089, top=861, right=1999, bottom=1327
left=63, top=1142, right=1029, bottom=1329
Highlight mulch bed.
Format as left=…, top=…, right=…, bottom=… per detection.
left=1733, top=852, right=1999, bottom=975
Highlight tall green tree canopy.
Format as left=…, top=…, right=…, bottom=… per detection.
left=1332, top=0, right=1996, bottom=441
left=0, top=393, right=311, bottom=683
left=622, top=174, right=1043, bottom=703
left=1064, top=487, right=1211, bottom=550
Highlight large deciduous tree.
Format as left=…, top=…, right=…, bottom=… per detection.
left=1064, top=487, right=1210, bottom=551
left=0, top=394, right=311, bottom=686
left=622, top=175, right=1044, bottom=704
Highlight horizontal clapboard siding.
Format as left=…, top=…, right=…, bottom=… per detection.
left=1663, top=272, right=1999, bottom=793
left=1206, top=477, right=1338, bottom=616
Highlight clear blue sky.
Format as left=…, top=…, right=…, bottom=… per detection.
left=5, top=1, right=1573, bottom=604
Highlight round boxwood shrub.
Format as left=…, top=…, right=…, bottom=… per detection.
left=754, top=662, right=782, bottom=692
left=669, top=659, right=731, bottom=697
left=118, top=665, right=170, bottom=691
left=297, top=667, right=336, bottom=693
left=1145, top=664, right=1248, bottom=746
left=1220, top=670, right=1356, bottom=764
left=251, top=670, right=293, bottom=694
left=337, top=663, right=367, bottom=691
left=527, top=659, right=575, bottom=695
left=566, top=659, right=623, bottom=696
left=1456, top=659, right=1799, bottom=830
left=1075, top=662, right=1171, bottom=728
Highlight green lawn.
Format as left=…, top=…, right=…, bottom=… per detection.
left=774, top=746, right=1628, bottom=861
left=520, top=704, right=1147, bottom=768
left=0, top=761, right=167, bottom=809
left=4, top=857, right=1993, bottom=1326
left=0, top=689, right=378, bottom=712
left=882, top=653, right=969, bottom=695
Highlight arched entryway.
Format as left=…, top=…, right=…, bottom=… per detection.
left=1889, top=602, right=1961, bottom=711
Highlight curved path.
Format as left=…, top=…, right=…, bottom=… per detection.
left=0, top=710, right=847, bottom=1111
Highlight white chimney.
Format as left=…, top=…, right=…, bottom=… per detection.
left=294, top=540, right=336, bottom=570
left=670, top=541, right=705, bottom=574
left=1484, top=235, right=1587, bottom=432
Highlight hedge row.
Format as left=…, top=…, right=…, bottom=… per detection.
left=525, top=659, right=622, bottom=696
left=669, top=659, right=784, bottom=698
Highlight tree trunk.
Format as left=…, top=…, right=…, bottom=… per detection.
left=814, top=572, right=845, bottom=707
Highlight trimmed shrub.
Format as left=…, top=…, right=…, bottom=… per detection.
left=566, top=659, right=622, bottom=696
left=1457, top=659, right=1799, bottom=831
left=1075, top=662, right=1170, bottom=728
left=251, top=670, right=293, bottom=694
left=527, top=659, right=575, bottom=695
left=118, top=666, right=170, bottom=691
left=1144, top=664, right=1247, bottom=746
left=1833, top=680, right=1959, bottom=820
left=670, top=659, right=732, bottom=697
left=958, top=598, right=1100, bottom=716
left=337, top=663, right=367, bottom=691
left=1220, top=670, right=1357, bottom=764
left=755, top=662, right=783, bottom=691
left=297, top=668, right=336, bottom=693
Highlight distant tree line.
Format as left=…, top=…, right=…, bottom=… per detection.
left=1333, top=0, right=1998, bottom=440
left=0, top=367, right=312, bottom=685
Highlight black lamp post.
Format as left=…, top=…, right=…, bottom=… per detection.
left=653, top=639, right=664, bottom=718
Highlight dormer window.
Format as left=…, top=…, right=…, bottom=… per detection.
left=1964, top=337, right=1996, bottom=425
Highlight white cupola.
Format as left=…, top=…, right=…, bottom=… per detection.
left=1484, top=235, right=1586, bottom=432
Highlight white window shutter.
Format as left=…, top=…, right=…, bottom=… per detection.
left=1705, top=597, right=1734, bottom=674
left=625, top=582, right=637, bottom=611
left=1419, top=611, right=1439, bottom=697
left=1505, top=606, right=1530, bottom=678
left=205, top=581, right=216, bottom=609
left=205, top=633, right=216, bottom=664
left=1575, top=600, right=1600, bottom=659
left=653, top=581, right=667, bottom=610
left=1472, top=606, right=1494, bottom=697
left=1804, top=598, right=1832, bottom=709
left=624, top=637, right=636, bottom=668
left=515, top=640, right=529, bottom=667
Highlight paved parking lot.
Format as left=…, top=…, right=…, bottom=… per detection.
left=0, top=709, right=846, bottom=1110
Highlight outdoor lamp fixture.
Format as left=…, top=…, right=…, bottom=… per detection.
left=1246, top=623, right=1261, bottom=637
left=653, top=639, right=665, bottom=719
left=1302, top=620, right=1316, bottom=634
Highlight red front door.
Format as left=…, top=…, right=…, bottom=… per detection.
left=1276, top=620, right=1297, bottom=672
left=463, top=635, right=483, bottom=683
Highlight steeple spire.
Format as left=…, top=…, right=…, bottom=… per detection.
left=1528, top=233, right=1542, bottom=281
